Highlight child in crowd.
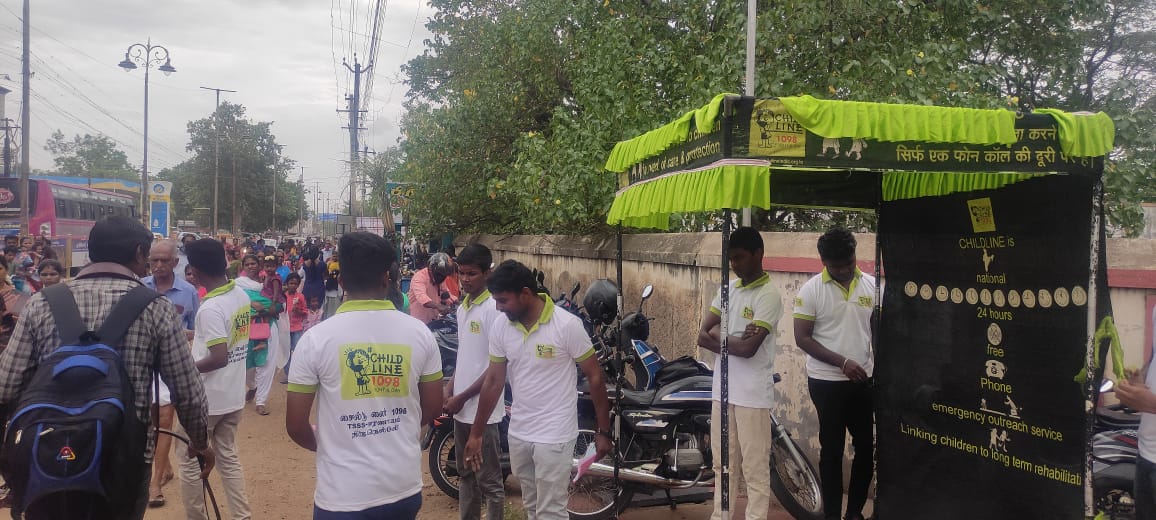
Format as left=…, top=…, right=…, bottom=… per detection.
left=186, top=264, right=207, bottom=299
left=282, top=273, right=307, bottom=383
left=304, top=295, right=324, bottom=332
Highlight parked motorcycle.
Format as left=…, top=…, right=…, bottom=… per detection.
left=570, top=281, right=823, bottom=520
left=1093, top=378, right=1142, bottom=520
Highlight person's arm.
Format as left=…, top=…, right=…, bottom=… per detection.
left=285, top=391, right=317, bottom=451
left=416, top=328, right=444, bottom=423
left=0, top=296, right=42, bottom=406
left=410, top=270, right=435, bottom=308
left=794, top=318, right=868, bottom=382
left=196, top=343, right=229, bottom=373
left=1118, top=380, right=1156, bottom=414
left=464, top=361, right=507, bottom=470
left=578, top=354, right=614, bottom=459
left=445, top=373, right=487, bottom=415
left=285, top=332, right=320, bottom=450
left=152, top=299, right=215, bottom=478
left=697, top=304, right=769, bottom=358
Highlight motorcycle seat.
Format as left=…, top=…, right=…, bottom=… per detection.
left=616, top=388, right=657, bottom=406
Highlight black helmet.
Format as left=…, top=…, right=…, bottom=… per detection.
left=582, top=279, right=618, bottom=325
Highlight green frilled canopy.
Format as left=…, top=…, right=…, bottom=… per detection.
left=605, top=95, right=1115, bottom=229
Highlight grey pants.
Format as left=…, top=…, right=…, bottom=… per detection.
left=508, top=434, right=576, bottom=520
left=454, top=420, right=505, bottom=520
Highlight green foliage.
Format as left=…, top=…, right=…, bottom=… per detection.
left=399, top=0, right=1156, bottom=237
left=43, top=130, right=138, bottom=181
left=156, top=102, right=303, bottom=234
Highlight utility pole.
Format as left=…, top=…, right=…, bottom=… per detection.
left=312, top=182, right=320, bottom=235
left=19, top=0, right=30, bottom=235
left=340, top=55, right=371, bottom=220
left=200, top=86, right=236, bottom=235
left=361, top=145, right=377, bottom=218
left=232, top=157, right=239, bottom=236
left=297, top=166, right=305, bottom=234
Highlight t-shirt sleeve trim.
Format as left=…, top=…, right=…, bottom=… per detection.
left=287, top=383, right=318, bottom=394
left=420, top=370, right=444, bottom=383
left=751, top=320, right=773, bottom=332
left=489, top=355, right=507, bottom=363
left=793, top=313, right=816, bottom=321
left=575, top=347, right=596, bottom=363
left=205, top=337, right=228, bottom=348
left=709, top=306, right=721, bottom=316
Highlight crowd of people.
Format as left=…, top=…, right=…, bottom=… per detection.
left=0, top=215, right=886, bottom=520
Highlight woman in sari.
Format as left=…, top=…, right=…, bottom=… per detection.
left=235, top=254, right=279, bottom=415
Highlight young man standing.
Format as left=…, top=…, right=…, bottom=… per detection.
left=464, top=260, right=612, bottom=520
left=285, top=232, right=444, bottom=519
left=696, top=227, right=783, bottom=520
left=179, top=238, right=254, bottom=520
left=444, top=245, right=504, bottom=520
left=793, top=228, right=876, bottom=520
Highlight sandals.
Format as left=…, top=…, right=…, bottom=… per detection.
left=256, top=405, right=270, bottom=416
left=148, top=493, right=165, bottom=508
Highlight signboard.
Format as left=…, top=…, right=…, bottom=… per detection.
left=148, top=181, right=172, bottom=236
left=385, top=182, right=414, bottom=227
left=0, top=184, right=22, bottom=214
left=876, top=175, right=1099, bottom=519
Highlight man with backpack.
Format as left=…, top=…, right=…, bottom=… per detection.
left=0, top=215, right=214, bottom=519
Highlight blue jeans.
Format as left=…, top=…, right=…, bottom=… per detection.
left=285, top=330, right=304, bottom=373
left=313, top=493, right=421, bottom=520
left=1137, top=456, right=1156, bottom=520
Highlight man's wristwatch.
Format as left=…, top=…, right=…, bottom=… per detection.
left=596, top=429, right=614, bottom=439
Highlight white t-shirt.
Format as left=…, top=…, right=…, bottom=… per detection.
left=455, top=291, right=505, bottom=425
left=288, top=299, right=443, bottom=512
left=1140, top=306, right=1156, bottom=462
left=191, top=281, right=253, bottom=416
left=489, top=295, right=594, bottom=444
left=708, top=273, right=783, bottom=409
left=793, top=268, right=876, bottom=381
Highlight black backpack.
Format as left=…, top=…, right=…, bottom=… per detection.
left=1, top=284, right=160, bottom=518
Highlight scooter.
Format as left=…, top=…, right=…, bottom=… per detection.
left=570, top=282, right=823, bottom=520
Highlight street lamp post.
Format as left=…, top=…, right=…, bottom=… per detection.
left=118, top=39, right=175, bottom=228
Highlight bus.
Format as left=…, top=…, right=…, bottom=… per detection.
left=0, top=178, right=138, bottom=238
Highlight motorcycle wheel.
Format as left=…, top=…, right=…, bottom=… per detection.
left=567, top=429, right=633, bottom=520
left=1095, top=486, right=1136, bottom=520
left=428, top=426, right=460, bottom=499
left=769, top=431, right=824, bottom=520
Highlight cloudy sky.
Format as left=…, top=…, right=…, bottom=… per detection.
left=0, top=0, right=432, bottom=214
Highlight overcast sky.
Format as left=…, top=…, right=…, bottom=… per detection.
left=0, top=0, right=432, bottom=213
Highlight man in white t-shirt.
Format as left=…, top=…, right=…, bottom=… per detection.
left=793, top=228, right=876, bottom=520
left=444, top=244, right=505, bottom=520
left=464, top=260, right=611, bottom=520
left=178, top=238, right=254, bottom=520
left=285, top=232, right=444, bottom=520
left=1117, top=306, right=1156, bottom=518
left=696, top=227, right=783, bottom=520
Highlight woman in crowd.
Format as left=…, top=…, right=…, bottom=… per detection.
left=36, top=259, right=63, bottom=289
left=236, top=254, right=278, bottom=415
left=0, top=256, right=23, bottom=316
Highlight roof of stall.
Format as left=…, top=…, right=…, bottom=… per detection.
left=604, top=94, right=1115, bottom=229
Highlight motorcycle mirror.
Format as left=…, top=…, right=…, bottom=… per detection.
left=641, top=284, right=654, bottom=301
left=1100, top=378, right=1115, bottom=394
left=570, top=282, right=581, bottom=299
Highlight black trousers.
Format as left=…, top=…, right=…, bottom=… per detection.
left=808, top=377, right=874, bottom=520
left=20, top=463, right=150, bottom=520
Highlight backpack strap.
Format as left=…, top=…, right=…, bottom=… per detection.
left=97, top=285, right=162, bottom=347
left=41, top=283, right=86, bottom=345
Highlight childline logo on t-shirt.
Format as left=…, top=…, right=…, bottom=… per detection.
left=469, top=320, right=481, bottom=334
left=535, top=344, right=556, bottom=359
left=341, top=344, right=412, bottom=400
left=742, top=306, right=754, bottom=320
left=857, top=296, right=873, bottom=307
left=229, top=308, right=251, bottom=346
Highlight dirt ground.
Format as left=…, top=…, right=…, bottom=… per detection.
left=141, top=372, right=812, bottom=519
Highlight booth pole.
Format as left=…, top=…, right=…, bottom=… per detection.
left=719, top=210, right=733, bottom=518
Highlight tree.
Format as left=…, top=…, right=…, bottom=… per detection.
left=399, top=0, right=1156, bottom=236
left=44, top=130, right=138, bottom=181
left=157, top=103, right=304, bottom=234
